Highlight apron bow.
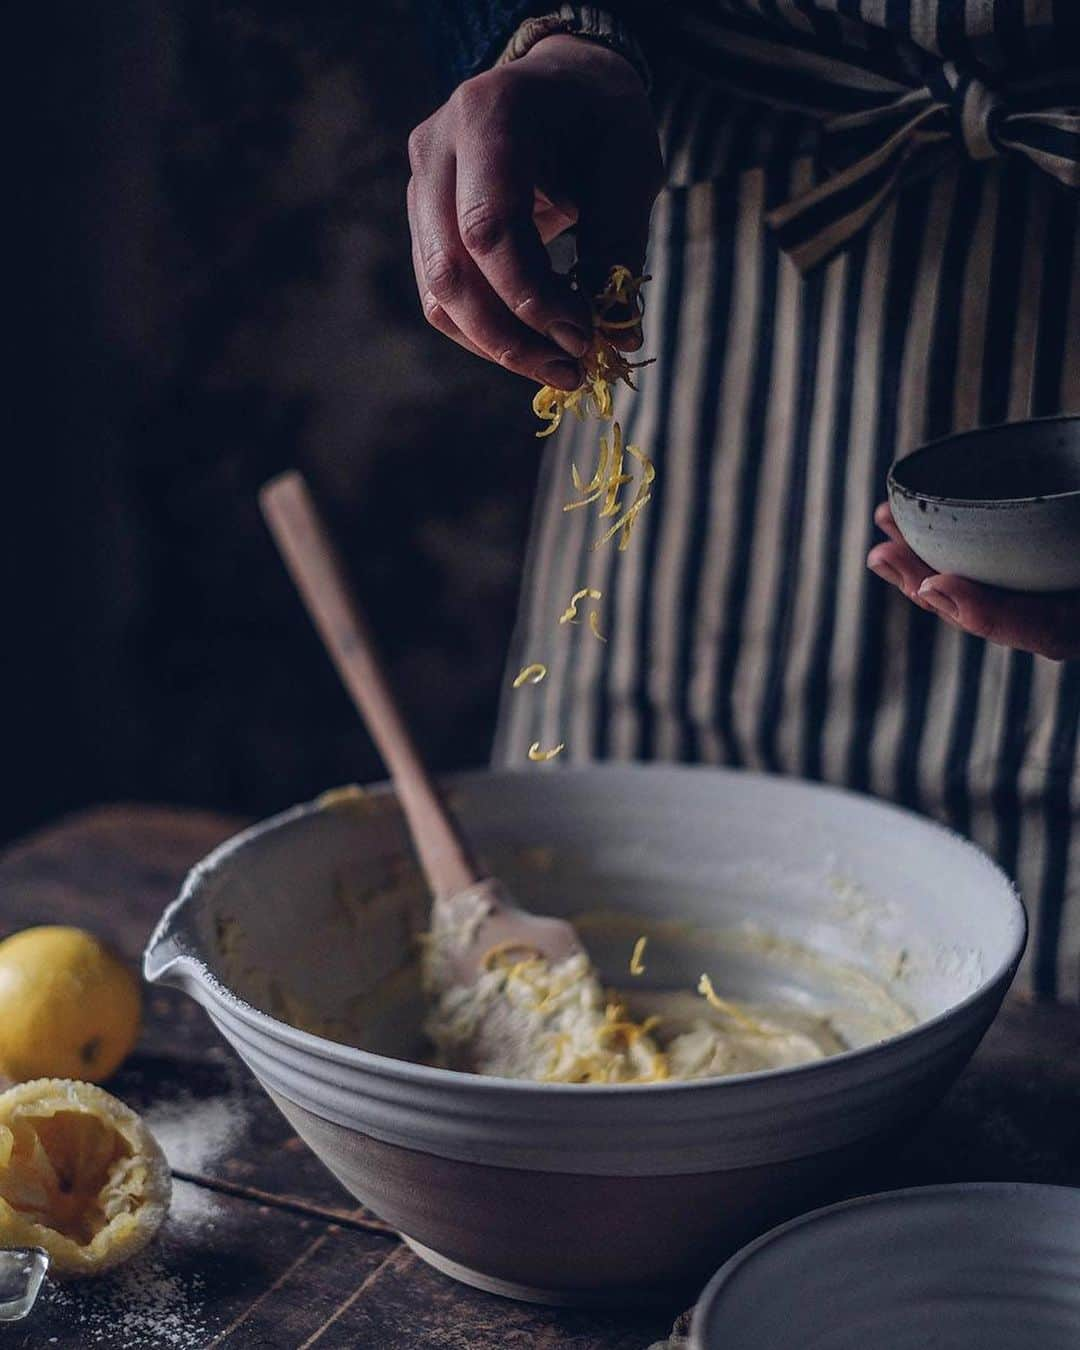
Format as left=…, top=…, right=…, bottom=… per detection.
left=768, top=61, right=1080, bottom=272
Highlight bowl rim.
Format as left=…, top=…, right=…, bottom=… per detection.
left=689, top=1180, right=1080, bottom=1347
left=144, top=763, right=1027, bottom=1099
left=887, top=413, right=1080, bottom=508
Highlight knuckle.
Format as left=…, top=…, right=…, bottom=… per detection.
left=459, top=198, right=509, bottom=256
left=495, top=343, right=527, bottom=372
left=407, top=121, right=431, bottom=170
left=423, top=247, right=464, bottom=301
left=453, top=69, right=502, bottom=118
left=511, top=293, right=543, bottom=320
left=421, top=294, right=447, bottom=325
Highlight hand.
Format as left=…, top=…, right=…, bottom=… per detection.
left=867, top=503, right=1080, bottom=661
left=406, top=34, right=663, bottom=390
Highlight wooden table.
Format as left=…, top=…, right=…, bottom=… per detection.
left=1, top=807, right=1078, bottom=1349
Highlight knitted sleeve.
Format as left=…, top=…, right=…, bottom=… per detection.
left=413, top=2, right=649, bottom=96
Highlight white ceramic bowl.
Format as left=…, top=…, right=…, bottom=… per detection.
left=690, top=1183, right=1080, bottom=1349
left=143, top=766, right=1025, bottom=1306
left=888, top=415, right=1080, bottom=591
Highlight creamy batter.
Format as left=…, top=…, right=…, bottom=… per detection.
left=423, top=941, right=848, bottom=1084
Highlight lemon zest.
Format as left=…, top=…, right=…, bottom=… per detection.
left=532, top=270, right=654, bottom=439
left=590, top=440, right=656, bottom=552
left=559, top=587, right=602, bottom=625
left=592, top=493, right=653, bottom=552
left=481, top=941, right=543, bottom=971
left=599, top=422, right=629, bottom=518
left=629, top=936, right=647, bottom=976
left=512, top=663, right=548, bottom=688
left=528, top=741, right=565, bottom=762
left=697, top=974, right=768, bottom=1033
left=571, top=442, right=609, bottom=496
left=588, top=610, right=607, bottom=643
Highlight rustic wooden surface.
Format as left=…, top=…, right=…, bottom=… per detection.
left=0, top=806, right=1078, bottom=1349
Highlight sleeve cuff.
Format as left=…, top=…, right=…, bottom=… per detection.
left=495, top=6, right=651, bottom=91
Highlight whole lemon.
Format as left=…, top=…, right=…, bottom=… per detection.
left=0, top=927, right=141, bottom=1083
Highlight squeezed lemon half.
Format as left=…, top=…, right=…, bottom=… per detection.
left=0, top=1079, right=171, bottom=1276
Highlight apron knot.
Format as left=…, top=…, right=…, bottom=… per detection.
left=931, top=62, right=1004, bottom=162
left=767, top=62, right=1080, bottom=272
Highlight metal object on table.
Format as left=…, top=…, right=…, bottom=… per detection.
left=0, top=1247, right=49, bottom=1322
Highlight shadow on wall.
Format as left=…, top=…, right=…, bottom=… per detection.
left=6, top=0, right=535, bottom=841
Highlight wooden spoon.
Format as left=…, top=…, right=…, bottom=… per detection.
left=259, top=471, right=583, bottom=986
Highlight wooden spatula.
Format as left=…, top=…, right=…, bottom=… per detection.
left=259, top=471, right=583, bottom=985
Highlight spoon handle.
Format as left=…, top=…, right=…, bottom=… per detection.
left=259, top=471, right=479, bottom=900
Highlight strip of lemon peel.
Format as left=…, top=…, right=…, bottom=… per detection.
left=592, top=440, right=655, bottom=552
left=600, top=422, right=629, bottom=518
left=525, top=267, right=653, bottom=770
left=559, top=587, right=602, bottom=625
left=697, top=974, right=770, bottom=1034
left=481, top=941, right=543, bottom=971
left=528, top=741, right=565, bottom=762
left=570, top=439, right=608, bottom=496
left=630, top=936, right=647, bottom=975
left=512, top=663, right=547, bottom=688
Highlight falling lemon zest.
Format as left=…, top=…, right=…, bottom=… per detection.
left=697, top=974, right=768, bottom=1033
left=630, top=936, right=647, bottom=976
left=528, top=741, right=565, bottom=762
left=589, top=440, right=656, bottom=552
left=592, top=493, right=653, bottom=552
left=559, top=587, right=602, bottom=625
left=571, top=443, right=609, bottom=496
left=525, top=267, right=655, bottom=766
left=512, top=663, right=548, bottom=688
left=599, top=422, right=629, bottom=518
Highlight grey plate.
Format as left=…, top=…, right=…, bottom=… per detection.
left=691, top=1183, right=1080, bottom=1350
left=887, top=415, right=1080, bottom=591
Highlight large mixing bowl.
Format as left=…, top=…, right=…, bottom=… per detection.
left=143, top=766, right=1025, bottom=1306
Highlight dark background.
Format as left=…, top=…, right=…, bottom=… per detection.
left=6, top=1, right=536, bottom=842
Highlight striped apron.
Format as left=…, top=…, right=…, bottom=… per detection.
left=493, top=2, right=1080, bottom=1000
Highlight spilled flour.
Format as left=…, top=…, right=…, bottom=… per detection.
left=42, top=1256, right=208, bottom=1350
left=144, top=1091, right=247, bottom=1175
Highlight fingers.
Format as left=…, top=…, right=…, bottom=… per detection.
left=867, top=540, right=941, bottom=615
left=917, top=575, right=1080, bottom=661
left=407, top=90, right=586, bottom=390
left=407, top=186, right=487, bottom=360
left=454, top=110, right=591, bottom=356
left=868, top=501, right=1080, bottom=658
left=408, top=152, right=581, bottom=390
left=873, top=501, right=903, bottom=544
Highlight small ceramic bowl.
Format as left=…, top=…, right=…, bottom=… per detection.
left=144, top=766, right=1025, bottom=1306
left=691, top=1183, right=1080, bottom=1349
left=887, top=415, right=1080, bottom=591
